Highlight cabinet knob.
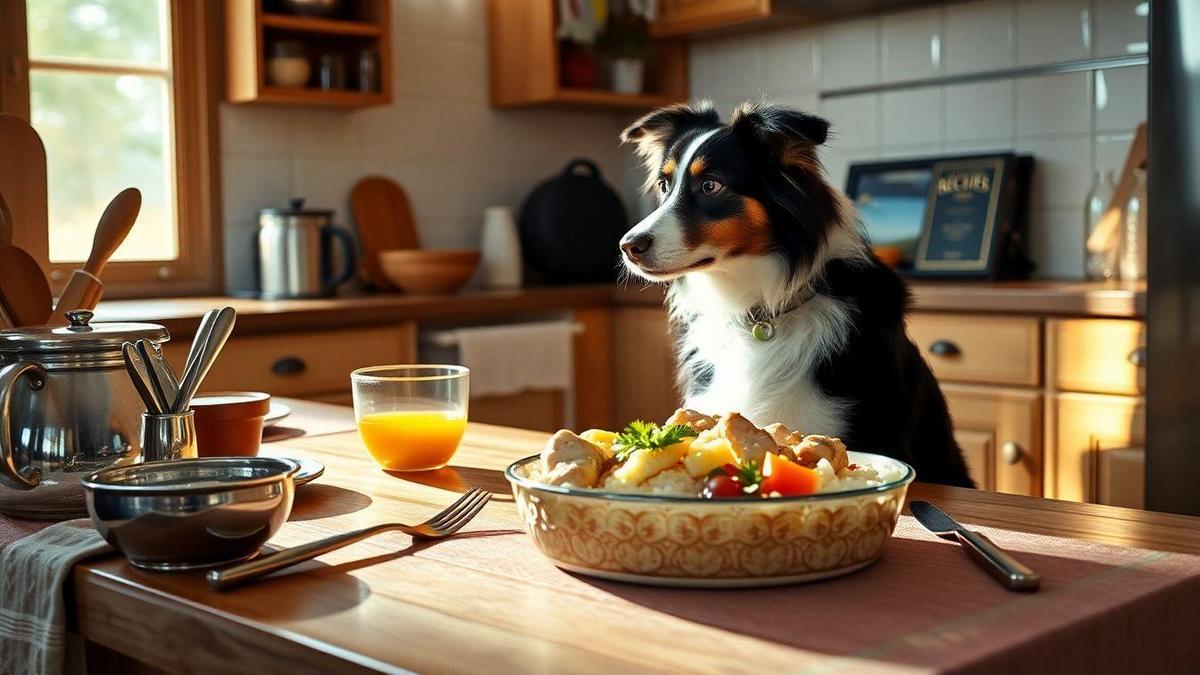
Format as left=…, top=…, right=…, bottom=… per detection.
left=1127, top=346, right=1147, bottom=367
left=1001, top=442, right=1022, bottom=465
left=929, top=340, right=961, bottom=357
left=271, top=356, right=307, bottom=376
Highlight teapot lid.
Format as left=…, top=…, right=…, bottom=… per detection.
left=259, top=197, right=332, bottom=217
left=0, top=310, right=168, bottom=366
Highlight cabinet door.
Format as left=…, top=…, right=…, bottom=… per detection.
left=651, top=0, right=771, bottom=36
left=1048, top=319, right=1146, bottom=395
left=613, top=308, right=681, bottom=424
left=941, top=384, right=1042, bottom=496
left=1050, top=393, right=1144, bottom=504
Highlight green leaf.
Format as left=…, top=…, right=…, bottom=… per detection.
left=612, top=420, right=697, bottom=462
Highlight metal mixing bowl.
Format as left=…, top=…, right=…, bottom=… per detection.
left=82, top=457, right=299, bottom=571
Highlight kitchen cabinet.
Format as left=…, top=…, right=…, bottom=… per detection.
left=650, top=0, right=771, bottom=36
left=1048, top=318, right=1146, bottom=396
left=613, top=307, right=681, bottom=424
left=486, top=0, right=688, bottom=109
left=1049, top=393, right=1144, bottom=506
left=942, top=384, right=1042, bottom=497
left=908, top=314, right=1041, bottom=387
left=224, top=0, right=392, bottom=108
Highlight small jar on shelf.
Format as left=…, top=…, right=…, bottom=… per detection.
left=1083, top=169, right=1117, bottom=281
left=1118, top=168, right=1148, bottom=281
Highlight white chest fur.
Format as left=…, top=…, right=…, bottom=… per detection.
left=677, top=294, right=855, bottom=437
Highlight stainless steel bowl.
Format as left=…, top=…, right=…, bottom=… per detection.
left=82, top=457, right=299, bottom=571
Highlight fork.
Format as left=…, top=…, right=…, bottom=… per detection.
left=207, top=488, right=492, bottom=590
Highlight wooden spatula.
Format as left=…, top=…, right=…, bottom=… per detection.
left=0, top=115, right=49, bottom=266
left=350, top=177, right=420, bottom=289
left=0, top=245, right=52, bottom=326
left=50, top=188, right=141, bottom=323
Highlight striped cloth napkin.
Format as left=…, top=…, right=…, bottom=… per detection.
left=0, top=519, right=111, bottom=675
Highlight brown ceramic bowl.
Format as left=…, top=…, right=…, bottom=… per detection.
left=192, top=392, right=272, bottom=457
left=378, top=249, right=480, bottom=294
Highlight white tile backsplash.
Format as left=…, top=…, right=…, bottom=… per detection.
left=881, top=87, right=943, bottom=146
left=1093, top=0, right=1149, bottom=57
left=945, top=80, right=1014, bottom=143
left=820, top=18, right=880, bottom=89
left=1027, top=208, right=1085, bottom=278
left=1016, top=72, right=1091, bottom=138
left=1015, top=0, right=1093, bottom=66
left=821, top=94, right=880, bottom=149
left=1094, top=132, right=1136, bottom=175
left=944, top=0, right=1015, bottom=74
left=881, top=7, right=944, bottom=82
left=1095, top=65, right=1147, bottom=132
left=763, top=27, right=818, bottom=92
left=1016, top=135, right=1094, bottom=210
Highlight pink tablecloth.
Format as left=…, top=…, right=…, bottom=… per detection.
left=413, top=514, right=1200, bottom=674
left=0, top=515, right=53, bottom=551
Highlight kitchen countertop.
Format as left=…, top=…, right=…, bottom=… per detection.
left=68, top=400, right=1199, bottom=673
left=91, top=280, right=1145, bottom=336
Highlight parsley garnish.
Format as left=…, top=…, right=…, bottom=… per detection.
left=612, top=420, right=697, bottom=462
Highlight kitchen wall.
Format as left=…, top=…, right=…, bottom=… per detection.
left=688, top=0, right=1148, bottom=279
left=219, top=0, right=632, bottom=292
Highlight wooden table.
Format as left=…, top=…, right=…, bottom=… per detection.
left=69, top=401, right=1200, bottom=674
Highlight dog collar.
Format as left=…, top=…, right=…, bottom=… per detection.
left=741, top=287, right=817, bottom=342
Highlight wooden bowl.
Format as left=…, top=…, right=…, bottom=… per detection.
left=378, top=249, right=481, bottom=294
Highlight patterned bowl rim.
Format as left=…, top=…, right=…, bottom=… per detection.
left=504, top=451, right=915, bottom=504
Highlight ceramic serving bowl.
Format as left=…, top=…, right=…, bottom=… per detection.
left=506, top=451, right=914, bottom=588
left=82, top=457, right=298, bottom=571
left=378, top=249, right=481, bottom=294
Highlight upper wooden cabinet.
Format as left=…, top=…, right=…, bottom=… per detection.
left=225, top=0, right=392, bottom=108
left=651, top=0, right=771, bottom=37
left=487, top=0, right=687, bottom=109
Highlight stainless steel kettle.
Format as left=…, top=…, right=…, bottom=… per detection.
left=0, top=310, right=169, bottom=519
left=258, top=198, right=356, bottom=299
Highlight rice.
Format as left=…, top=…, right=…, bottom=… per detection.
left=814, top=457, right=903, bottom=492
left=601, top=467, right=702, bottom=495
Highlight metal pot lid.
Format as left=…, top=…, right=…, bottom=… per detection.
left=0, top=310, right=168, bottom=353
left=258, top=197, right=332, bottom=217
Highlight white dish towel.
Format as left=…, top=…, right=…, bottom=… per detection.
left=0, top=519, right=111, bottom=675
left=453, top=320, right=576, bottom=425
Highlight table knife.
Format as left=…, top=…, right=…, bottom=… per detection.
left=909, top=500, right=1040, bottom=591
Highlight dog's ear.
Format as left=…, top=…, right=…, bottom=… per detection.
left=621, top=101, right=721, bottom=188
left=730, top=102, right=830, bottom=171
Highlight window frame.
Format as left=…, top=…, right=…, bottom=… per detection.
left=0, top=0, right=222, bottom=298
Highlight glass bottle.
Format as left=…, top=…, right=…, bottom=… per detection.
left=1084, top=169, right=1117, bottom=280
left=1118, top=168, right=1148, bottom=281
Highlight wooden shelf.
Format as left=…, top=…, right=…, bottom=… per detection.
left=549, top=88, right=684, bottom=109
left=259, top=13, right=382, bottom=37
left=243, top=87, right=390, bottom=107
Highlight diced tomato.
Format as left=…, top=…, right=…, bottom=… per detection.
left=761, top=453, right=820, bottom=496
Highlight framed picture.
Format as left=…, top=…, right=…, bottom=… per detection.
left=846, top=153, right=1033, bottom=279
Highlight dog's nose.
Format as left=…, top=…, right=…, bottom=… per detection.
left=620, top=233, right=654, bottom=261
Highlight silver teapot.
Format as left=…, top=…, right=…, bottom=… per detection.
left=0, top=310, right=168, bottom=519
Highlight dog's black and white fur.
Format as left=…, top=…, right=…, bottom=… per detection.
left=618, top=101, right=974, bottom=488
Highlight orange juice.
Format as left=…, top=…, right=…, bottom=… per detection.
left=357, top=410, right=467, bottom=471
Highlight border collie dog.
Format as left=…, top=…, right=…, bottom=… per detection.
left=618, top=101, right=974, bottom=488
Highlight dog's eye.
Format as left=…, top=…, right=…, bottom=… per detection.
left=655, top=178, right=670, bottom=195
left=701, top=179, right=724, bottom=195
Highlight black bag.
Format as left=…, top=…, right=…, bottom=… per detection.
left=518, top=159, right=628, bottom=284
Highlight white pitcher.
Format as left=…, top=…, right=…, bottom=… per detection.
left=480, top=206, right=522, bottom=288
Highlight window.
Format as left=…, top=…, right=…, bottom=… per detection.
left=0, top=0, right=218, bottom=295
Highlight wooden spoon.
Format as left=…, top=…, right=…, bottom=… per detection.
left=350, top=177, right=420, bottom=289
left=0, top=245, right=52, bottom=326
left=50, top=188, right=141, bottom=323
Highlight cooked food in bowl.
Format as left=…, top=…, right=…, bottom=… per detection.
left=506, top=409, right=915, bottom=587
left=527, top=409, right=902, bottom=498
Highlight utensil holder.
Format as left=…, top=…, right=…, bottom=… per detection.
left=140, top=411, right=197, bottom=463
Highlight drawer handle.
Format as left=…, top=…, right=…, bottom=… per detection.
left=271, top=356, right=307, bottom=377
left=1001, top=442, right=1022, bottom=466
left=929, top=340, right=961, bottom=357
left=1127, top=346, right=1147, bottom=367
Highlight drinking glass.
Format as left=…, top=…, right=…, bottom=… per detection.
left=351, top=365, right=469, bottom=471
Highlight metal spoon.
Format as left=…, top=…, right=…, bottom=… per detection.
left=173, top=306, right=236, bottom=412
left=134, top=338, right=178, bottom=410
left=123, top=342, right=166, bottom=414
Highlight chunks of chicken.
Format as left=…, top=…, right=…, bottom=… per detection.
left=715, top=412, right=776, bottom=467
left=764, top=423, right=792, bottom=446
left=666, top=408, right=717, bottom=432
left=540, top=430, right=607, bottom=487
left=793, top=435, right=849, bottom=473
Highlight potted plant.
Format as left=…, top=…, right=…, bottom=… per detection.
left=600, top=6, right=651, bottom=95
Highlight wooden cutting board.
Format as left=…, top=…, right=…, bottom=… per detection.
left=0, top=114, right=49, bottom=272
left=350, top=176, right=420, bottom=289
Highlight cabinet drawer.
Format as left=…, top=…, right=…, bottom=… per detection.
left=907, top=314, right=1041, bottom=387
left=1049, top=319, right=1145, bottom=395
left=163, top=325, right=415, bottom=398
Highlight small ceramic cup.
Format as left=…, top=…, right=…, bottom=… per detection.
left=191, top=391, right=272, bottom=457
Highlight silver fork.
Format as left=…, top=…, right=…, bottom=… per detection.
left=207, top=488, right=492, bottom=590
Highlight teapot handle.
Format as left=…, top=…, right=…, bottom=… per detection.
left=0, top=362, right=45, bottom=489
